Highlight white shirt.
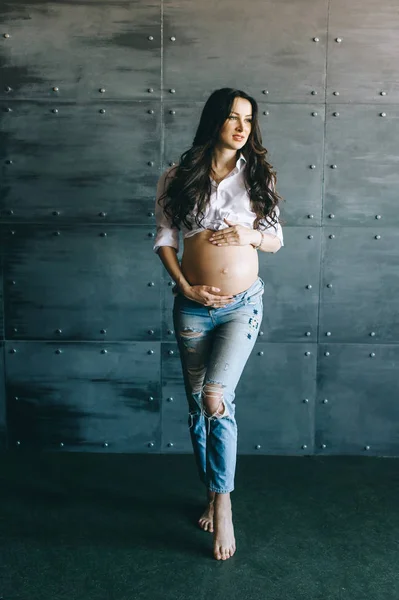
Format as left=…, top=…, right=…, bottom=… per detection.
left=153, top=152, right=284, bottom=254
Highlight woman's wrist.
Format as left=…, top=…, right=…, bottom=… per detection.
left=252, top=230, right=263, bottom=249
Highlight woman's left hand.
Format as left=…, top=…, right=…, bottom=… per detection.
left=208, top=218, right=256, bottom=246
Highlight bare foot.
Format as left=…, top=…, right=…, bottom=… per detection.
left=198, top=490, right=215, bottom=532
left=213, top=493, right=236, bottom=560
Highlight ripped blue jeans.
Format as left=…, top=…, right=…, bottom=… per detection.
left=172, top=276, right=264, bottom=494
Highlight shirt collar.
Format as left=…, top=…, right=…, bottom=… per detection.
left=236, top=152, right=247, bottom=168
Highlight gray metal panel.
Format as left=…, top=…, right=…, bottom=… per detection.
left=5, top=341, right=161, bottom=451
left=0, top=1, right=161, bottom=101
left=0, top=342, right=6, bottom=450
left=320, top=227, right=399, bottom=344
left=327, top=0, right=399, bottom=103
left=164, top=0, right=328, bottom=102
left=315, top=344, right=399, bottom=455
left=0, top=101, right=161, bottom=220
left=236, top=342, right=317, bottom=454
left=4, top=224, right=161, bottom=341
left=324, top=105, right=399, bottom=226
left=164, top=102, right=325, bottom=223
left=258, top=227, right=321, bottom=343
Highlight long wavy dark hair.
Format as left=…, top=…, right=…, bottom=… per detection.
left=158, top=87, right=285, bottom=232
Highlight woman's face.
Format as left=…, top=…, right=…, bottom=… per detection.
left=218, top=97, right=253, bottom=149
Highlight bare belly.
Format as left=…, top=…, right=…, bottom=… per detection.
left=180, top=229, right=259, bottom=296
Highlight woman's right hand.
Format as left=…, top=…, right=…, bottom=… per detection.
left=182, top=285, right=235, bottom=308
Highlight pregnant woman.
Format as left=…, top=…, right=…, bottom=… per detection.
left=153, top=88, right=284, bottom=561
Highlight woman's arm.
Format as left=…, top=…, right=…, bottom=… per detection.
left=157, top=246, right=191, bottom=294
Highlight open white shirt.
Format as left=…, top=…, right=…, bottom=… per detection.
left=153, top=152, right=284, bottom=254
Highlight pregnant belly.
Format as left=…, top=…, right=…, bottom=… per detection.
left=180, top=229, right=259, bottom=295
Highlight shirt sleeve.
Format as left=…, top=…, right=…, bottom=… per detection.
left=153, top=167, right=180, bottom=254
left=256, top=177, right=284, bottom=253
left=258, top=204, right=284, bottom=253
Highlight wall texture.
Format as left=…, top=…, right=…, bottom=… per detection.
left=0, top=0, right=398, bottom=455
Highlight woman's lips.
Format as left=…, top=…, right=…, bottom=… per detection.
left=233, top=136, right=244, bottom=140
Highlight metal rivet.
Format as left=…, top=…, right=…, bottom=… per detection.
left=99, top=88, right=106, bottom=93
left=4, top=33, right=10, bottom=38
left=255, top=444, right=261, bottom=450
left=311, top=111, right=318, bottom=116
left=55, top=349, right=62, bottom=354
left=305, top=351, right=311, bottom=356
left=170, top=36, right=176, bottom=41
left=305, top=332, right=311, bottom=337
left=169, top=89, right=176, bottom=93
left=101, top=349, right=107, bottom=354
left=148, top=35, right=154, bottom=41
left=5, top=86, right=12, bottom=92
left=308, top=214, right=314, bottom=219
left=167, top=442, right=174, bottom=447
left=326, top=332, right=332, bottom=336
left=258, top=351, right=264, bottom=356
left=310, top=164, right=316, bottom=169
left=324, top=351, right=330, bottom=356
left=167, top=329, right=174, bottom=335
left=263, top=110, right=269, bottom=115
left=169, top=161, right=175, bottom=166
left=168, top=350, right=174, bottom=355
left=375, top=235, right=381, bottom=240
left=335, top=37, right=342, bottom=43
left=148, top=211, right=154, bottom=217
left=148, top=329, right=154, bottom=335
left=104, top=442, right=109, bottom=447
left=333, top=91, right=339, bottom=96
left=308, top=235, right=313, bottom=239
left=148, top=442, right=154, bottom=447
left=380, top=91, right=387, bottom=96
left=302, top=444, right=308, bottom=449
left=380, top=112, right=386, bottom=117
left=5, top=107, right=12, bottom=112
left=262, top=90, right=269, bottom=94
left=303, top=398, right=309, bottom=403
left=313, top=37, right=319, bottom=42
left=306, top=284, right=312, bottom=289
left=376, top=215, right=382, bottom=220
left=148, top=109, right=154, bottom=114
left=169, top=109, right=176, bottom=114
left=16, top=441, right=21, bottom=445
left=99, top=232, right=107, bottom=237
left=99, top=108, right=105, bottom=114
left=148, top=396, right=154, bottom=402
left=321, top=444, right=327, bottom=449
left=331, top=164, right=337, bottom=169
left=364, top=445, right=370, bottom=451
left=147, top=350, right=154, bottom=355
left=311, top=90, right=318, bottom=95
left=370, top=332, right=376, bottom=337
left=52, top=86, right=59, bottom=92
left=148, top=88, right=154, bottom=93
left=148, top=281, right=155, bottom=286
left=5, top=159, right=13, bottom=164
left=370, top=352, right=376, bottom=358
left=100, top=329, right=106, bottom=334
left=258, top=330, right=264, bottom=336
left=329, top=214, right=335, bottom=218
left=60, top=442, right=64, bottom=447
left=327, top=283, right=333, bottom=288
left=329, top=234, right=335, bottom=239
left=332, top=112, right=339, bottom=117
left=148, top=232, right=155, bottom=237
left=52, top=108, right=58, bottom=113
left=166, top=397, right=174, bottom=402
left=148, top=161, right=154, bottom=166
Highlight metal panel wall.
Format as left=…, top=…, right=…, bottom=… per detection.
left=0, top=0, right=398, bottom=455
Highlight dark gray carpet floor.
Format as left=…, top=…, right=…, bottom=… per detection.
left=0, top=452, right=398, bottom=600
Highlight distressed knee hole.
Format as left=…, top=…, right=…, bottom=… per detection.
left=202, top=383, right=228, bottom=418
